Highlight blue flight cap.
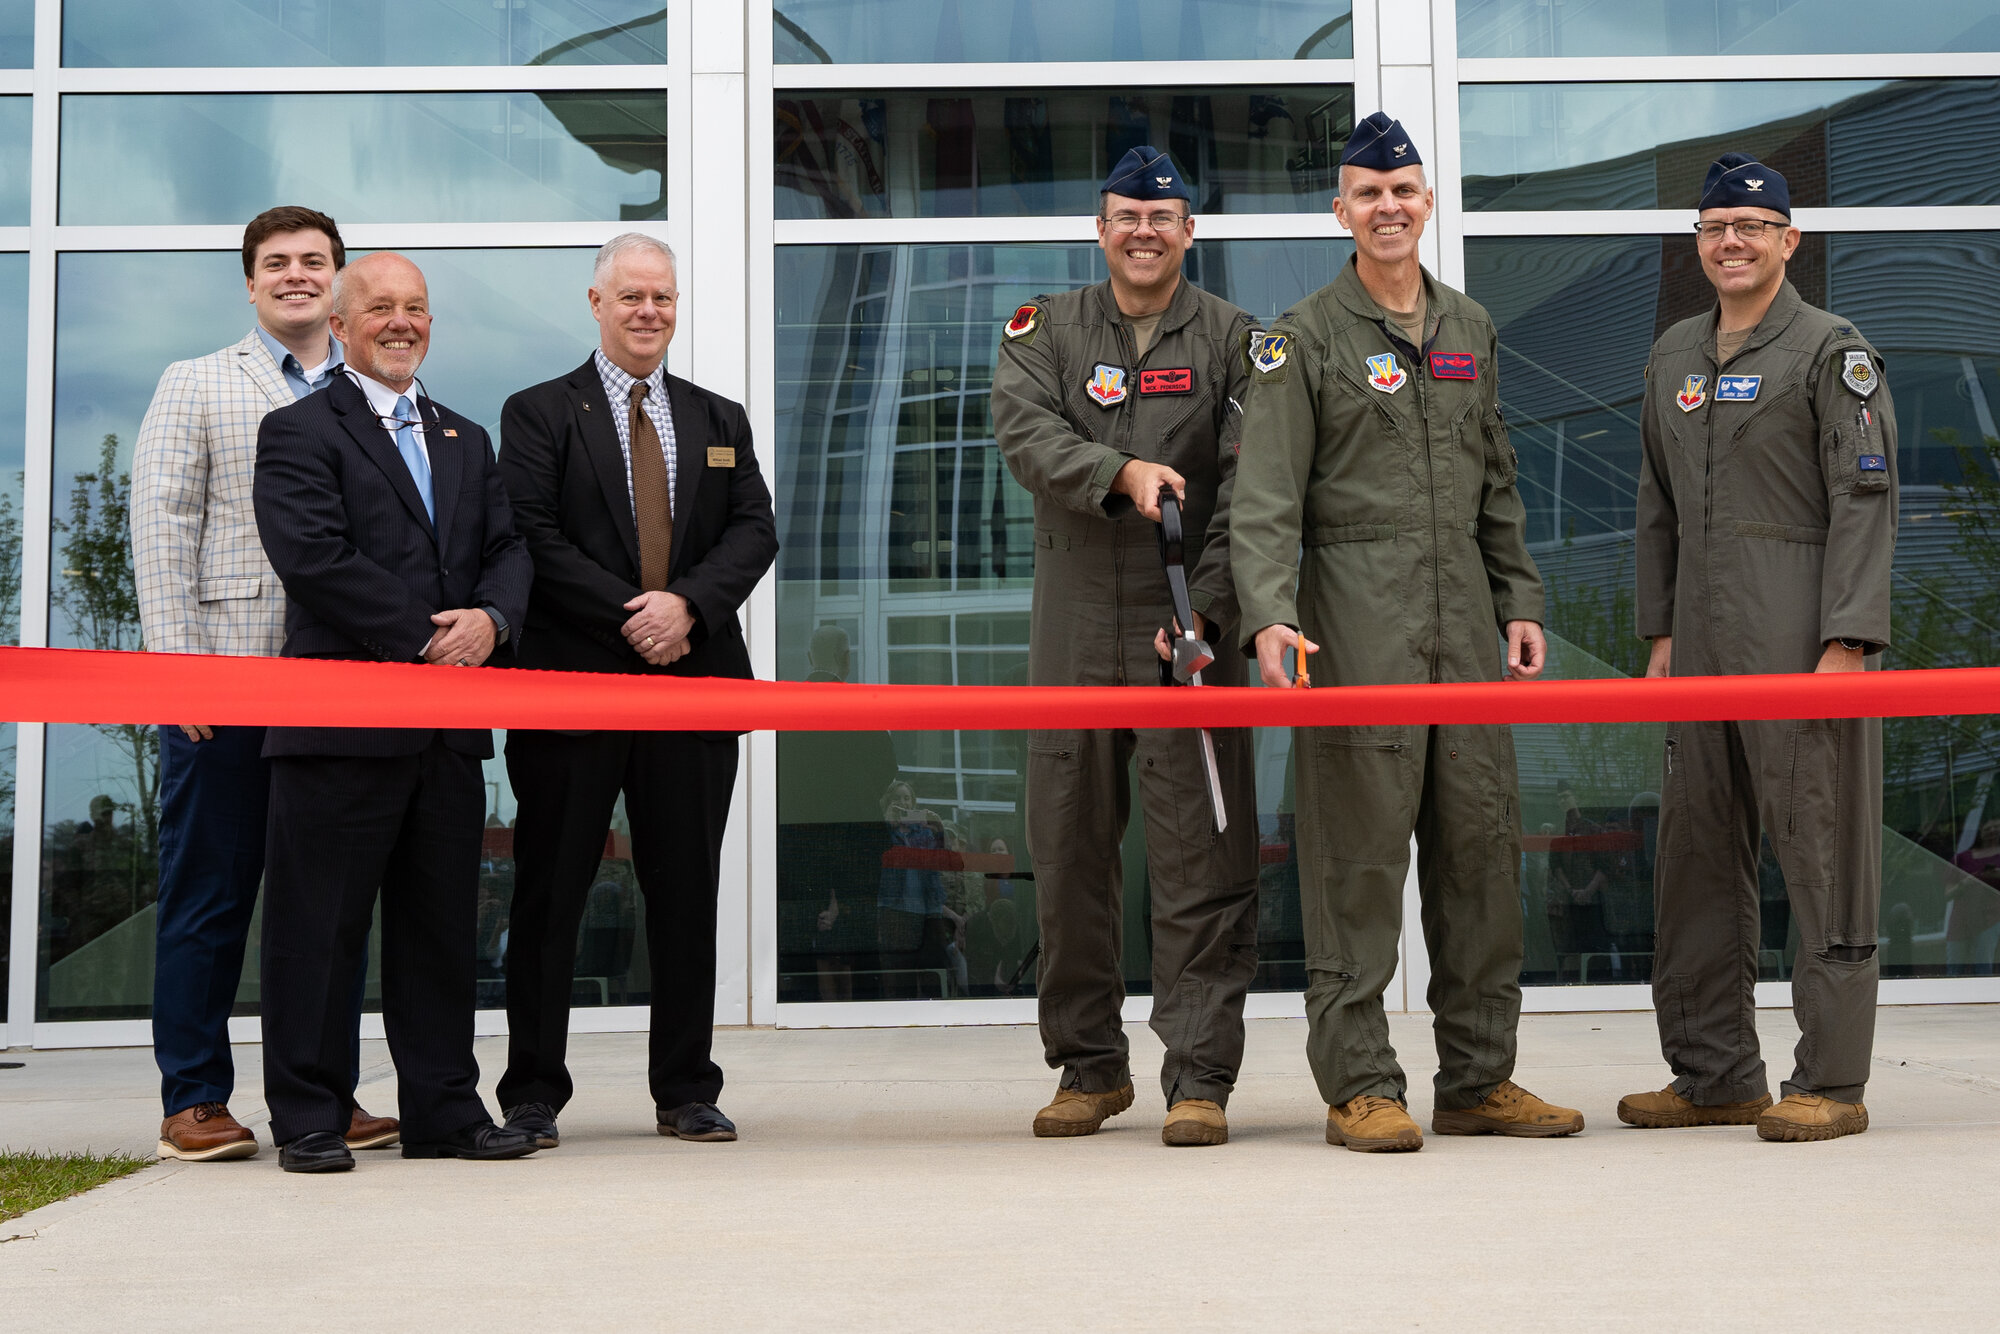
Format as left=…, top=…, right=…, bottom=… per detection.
left=1101, top=146, right=1194, bottom=204
left=1699, top=152, right=1790, bottom=217
left=1341, top=112, right=1422, bottom=171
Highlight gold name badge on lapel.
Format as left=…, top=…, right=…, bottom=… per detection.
left=706, top=446, right=736, bottom=467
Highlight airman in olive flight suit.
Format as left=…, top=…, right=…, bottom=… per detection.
left=1232, top=113, right=1584, bottom=1152
left=993, top=146, right=1260, bottom=1148
left=1620, top=155, right=1897, bottom=1144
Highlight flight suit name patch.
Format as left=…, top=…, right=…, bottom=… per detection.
left=1842, top=350, right=1878, bottom=397
left=1428, top=351, right=1477, bottom=380
left=1716, top=374, right=1760, bottom=401
left=1086, top=363, right=1128, bottom=407
left=1365, top=352, right=1407, bottom=394
left=1139, top=367, right=1194, bottom=395
left=1676, top=374, right=1707, bottom=412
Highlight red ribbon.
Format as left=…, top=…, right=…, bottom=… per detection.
left=0, top=646, right=1995, bottom=731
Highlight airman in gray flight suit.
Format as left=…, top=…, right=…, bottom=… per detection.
left=1620, top=155, right=1897, bottom=1143
left=1232, top=113, right=1585, bottom=1152
left=992, top=146, right=1260, bottom=1147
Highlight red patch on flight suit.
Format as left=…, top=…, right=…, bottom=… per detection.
left=1428, top=351, right=1478, bottom=380
left=1138, top=367, right=1194, bottom=395
left=1003, top=304, right=1038, bottom=339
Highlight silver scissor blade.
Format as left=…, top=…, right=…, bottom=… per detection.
left=1199, top=727, right=1228, bottom=833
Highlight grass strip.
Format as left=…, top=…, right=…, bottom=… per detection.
left=2, top=1152, right=150, bottom=1225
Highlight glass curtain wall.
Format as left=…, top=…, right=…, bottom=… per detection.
left=23, top=2, right=679, bottom=1025
left=769, top=7, right=1356, bottom=1005
left=1457, top=27, right=2000, bottom=985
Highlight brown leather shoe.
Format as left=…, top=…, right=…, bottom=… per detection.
left=1618, top=1085, right=1772, bottom=1128
left=1032, top=1082, right=1134, bottom=1138
left=1325, top=1096, right=1423, bottom=1152
left=1161, top=1098, right=1227, bottom=1147
left=1757, top=1093, right=1868, bottom=1142
left=158, top=1102, right=258, bottom=1161
left=345, top=1105, right=401, bottom=1151
left=1432, top=1080, right=1584, bottom=1137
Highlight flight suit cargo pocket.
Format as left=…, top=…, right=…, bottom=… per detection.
left=1660, top=730, right=1692, bottom=856
left=1025, top=731, right=1085, bottom=869
left=1481, top=414, right=1517, bottom=487
left=1825, top=424, right=1890, bottom=496
left=1309, top=728, right=1412, bottom=864
left=196, top=576, right=263, bottom=602
left=1783, top=721, right=1842, bottom=885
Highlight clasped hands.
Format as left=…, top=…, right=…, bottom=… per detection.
left=622, top=589, right=695, bottom=666
left=422, top=607, right=496, bottom=667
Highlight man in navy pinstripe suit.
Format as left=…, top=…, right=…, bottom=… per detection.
left=252, top=251, right=535, bottom=1173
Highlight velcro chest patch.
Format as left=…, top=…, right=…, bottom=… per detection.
left=1139, top=367, right=1194, bottom=395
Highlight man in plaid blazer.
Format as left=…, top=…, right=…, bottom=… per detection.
left=131, top=206, right=396, bottom=1162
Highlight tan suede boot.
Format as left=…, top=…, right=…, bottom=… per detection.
left=1432, top=1080, right=1584, bottom=1137
left=1617, top=1085, right=1772, bottom=1128
left=1325, top=1096, right=1423, bottom=1152
left=1757, top=1094, right=1868, bottom=1142
left=1161, top=1098, right=1227, bottom=1147
left=1032, top=1082, right=1135, bottom=1137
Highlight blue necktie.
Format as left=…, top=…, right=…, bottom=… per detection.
left=393, top=394, right=435, bottom=522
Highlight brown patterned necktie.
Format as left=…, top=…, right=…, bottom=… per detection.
left=628, top=380, right=673, bottom=590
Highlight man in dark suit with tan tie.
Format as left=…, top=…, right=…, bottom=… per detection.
left=253, top=251, right=537, bottom=1173
left=495, top=233, right=777, bottom=1147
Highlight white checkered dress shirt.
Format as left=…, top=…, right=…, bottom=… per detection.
left=594, top=348, right=678, bottom=520
left=132, top=330, right=319, bottom=657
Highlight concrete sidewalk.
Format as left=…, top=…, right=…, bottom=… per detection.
left=4, top=1008, right=1998, bottom=1332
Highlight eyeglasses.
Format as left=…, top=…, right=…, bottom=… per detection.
left=1102, top=211, right=1190, bottom=233
left=1693, top=219, right=1783, bottom=241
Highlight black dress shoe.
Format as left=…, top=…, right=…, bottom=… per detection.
left=657, top=1102, right=737, bottom=1142
left=401, top=1120, right=539, bottom=1160
left=279, top=1130, right=355, bottom=1174
left=503, top=1101, right=560, bottom=1149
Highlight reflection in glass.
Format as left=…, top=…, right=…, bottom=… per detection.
left=0, top=5, right=26, bottom=68
left=1458, top=0, right=2000, bottom=57
left=63, top=1, right=665, bottom=66
left=0, top=98, right=27, bottom=226
left=1468, top=233, right=2000, bottom=983
left=1463, top=79, right=2000, bottom=211
left=774, top=239, right=1352, bottom=1002
left=60, top=92, right=668, bottom=225
left=777, top=87, right=1351, bottom=219
left=38, top=247, right=615, bottom=1021
left=774, top=0, right=1350, bottom=63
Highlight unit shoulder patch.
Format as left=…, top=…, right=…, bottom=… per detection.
left=1251, top=330, right=1289, bottom=376
left=1840, top=349, right=1879, bottom=398
left=1003, top=303, right=1040, bottom=343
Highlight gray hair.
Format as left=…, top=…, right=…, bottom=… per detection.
left=593, top=232, right=677, bottom=288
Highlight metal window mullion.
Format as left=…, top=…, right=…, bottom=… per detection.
left=53, top=64, right=683, bottom=94
left=1429, top=0, right=1466, bottom=290
left=746, top=0, right=781, bottom=1028
left=774, top=213, right=1349, bottom=246
left=1462, top=207, right=2000, bottom=236
left=1457, top=52, right=2000, bottom=83
left=772, top=57, right=1355, bottom=90
left=9, top=0, right=61, bottom=1048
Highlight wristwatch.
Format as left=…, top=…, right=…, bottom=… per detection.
left=1836, top=637, right=1867, bottom=651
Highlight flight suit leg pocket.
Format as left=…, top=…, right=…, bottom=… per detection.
left=1783, top=720, right=1842, bottom=886
left=1309, top=727, right=1413, bottom=864
left=1660, top=728, right=1693, bottom=856
left=1026, top=729, right=1085, bottom=870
